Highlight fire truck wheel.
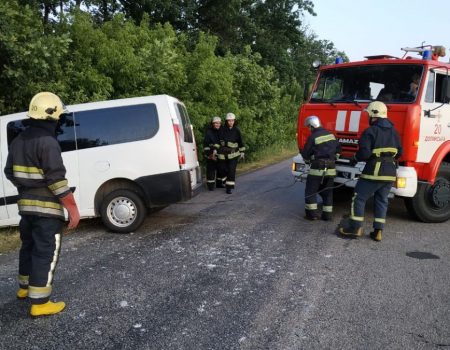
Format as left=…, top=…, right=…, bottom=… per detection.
left=100, top=189, right=147, bottom=233
left=404, top=162, right=450, bottom=223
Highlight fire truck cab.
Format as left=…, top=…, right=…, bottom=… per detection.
left=292, top=45, right=450, bottom=223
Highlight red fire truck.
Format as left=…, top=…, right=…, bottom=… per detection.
left=292, top=45, right=450, bottom=223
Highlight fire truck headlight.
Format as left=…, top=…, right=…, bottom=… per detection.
left=396, top=177, right=407, bottom=188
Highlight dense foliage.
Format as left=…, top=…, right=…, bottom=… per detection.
left=0, top=1, right=347, bottom=160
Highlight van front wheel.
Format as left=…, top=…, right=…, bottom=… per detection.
left=100, top=189, right=147, bottom=233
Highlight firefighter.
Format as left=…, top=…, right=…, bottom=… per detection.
left=4, top=92, right=80, bottom=317
left=301, top=115, right=341, bottom=221
left=203, top=116, right=224, bottom=190
left=217, top=112, right=245, bottom=194
left=339, top=101, right=402, bottom=241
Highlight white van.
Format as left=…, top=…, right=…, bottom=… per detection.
left=0, top=95, right=202, bottom=233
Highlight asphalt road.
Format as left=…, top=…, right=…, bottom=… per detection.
left=0, top=159, right=449, bottom=350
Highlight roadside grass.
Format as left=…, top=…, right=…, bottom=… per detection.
left=0, top=143, right=298, bottom=255
left=237, top=142, right=297, bottom=175
left=0, top=227, right=20, bottom=255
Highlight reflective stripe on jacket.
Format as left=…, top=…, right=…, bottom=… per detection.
left=356, top=119, right=403, bottom=182
left=203, top=126, right=221, bottom=157
left=217, top=126, right=245, bottom=160
left=301, top=127, right=341, bottom=177
left=4, top=119, right=70, bottom=219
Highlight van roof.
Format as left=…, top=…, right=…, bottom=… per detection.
left=0, top=94, right=183, bottom=119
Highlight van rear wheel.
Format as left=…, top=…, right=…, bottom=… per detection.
left=100, top=189, right=147, bottom=233
left=404, top=162, right=450, bottom=223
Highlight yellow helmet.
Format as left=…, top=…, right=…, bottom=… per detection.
left=366, top=101, right=387, bottom=118
left=28, top=92, right=68, bottom=120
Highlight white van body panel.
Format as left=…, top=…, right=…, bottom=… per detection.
left=0, top=95, right=201, bottom=229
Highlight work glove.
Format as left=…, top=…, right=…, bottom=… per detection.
left=349, top=156, right=358, bottom=166
left=239, top=152, right=245, bottom=161
left=59, top=192, right=80, bottom=229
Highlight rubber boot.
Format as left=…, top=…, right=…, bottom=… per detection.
left=30, top=301, right=66, bottom=317
left=226, top=187, right=232, bottom=194
left=16, top=288, right=28, bottom=300
left=216, top=180, right=225, bottom=188
left=321, top=212, right=333, bottom=221
left=370, top=229, right=382, bottom=242
left=339, top=226, right=363, bottom=238
left=207, top=182, right=215, bottom=191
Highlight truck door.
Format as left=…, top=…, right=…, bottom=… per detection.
left=417, top=70, right=450, bottom=163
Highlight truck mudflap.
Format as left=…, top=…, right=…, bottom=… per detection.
left=291, top=153, right=418, bottom=197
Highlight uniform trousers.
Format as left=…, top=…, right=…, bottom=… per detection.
left=218, top=158, right=238, bottom=190
left=304, top=175, right=334, bottom=219
left=18, top=215, right=63, bottom=304
left=349, top=179, right=393, bottom=230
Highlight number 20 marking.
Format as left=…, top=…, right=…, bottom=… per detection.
left=434, top=124, right=442, bottom=134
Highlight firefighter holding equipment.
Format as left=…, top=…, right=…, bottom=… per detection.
left=301, top=115, right=341, bottom=221
left=203, top=116, right=225, bottom=190
left=217, top=112, right=245, bottom=194
left=4, top=92, right=80, bottom=317
left=339, top=101, right=402, bottom=241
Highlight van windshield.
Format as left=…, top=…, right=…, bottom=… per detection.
left=311, top=64, right=424, bottom=104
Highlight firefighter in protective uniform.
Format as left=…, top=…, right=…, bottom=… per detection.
left=4, top=92, right=80, bottom=317
left=339, top=101, right=402, bottom=241
left=203, top=116, right=225, bottom=190
left=217, top=112, right=245, bottom=194
left=301, top=116, right=341, bottom=220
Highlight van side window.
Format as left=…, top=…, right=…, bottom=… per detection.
left=57, top=113, right=76, bottom=152
left=74, top=103, right=159, bottom=150
left=425, top=71, right=435, bottom=103
left=174, top=103, right=193, bottom=143
left=6, top=120, right=28, bottom=147
left=6, top=117, right=76, bottom=152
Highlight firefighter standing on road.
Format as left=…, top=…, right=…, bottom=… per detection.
left=301, top=115, right=341, bottom=221
left=217, top=112, right=245, bottom=194
left=339, top=101, right=402, bottom=241
left=4, top=92, right=80, bottom=317
left=203, top=116, right=225, bottom=190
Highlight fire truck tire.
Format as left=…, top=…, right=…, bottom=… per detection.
left=100, top=189, right=147, bottom=233
left=404, top=162, right=450, bottom=223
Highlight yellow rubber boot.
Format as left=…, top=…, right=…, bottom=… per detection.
left=30, top=301, right=66, bottom=317
left=370, top=229, right=382, bottom=242
left=16, top=288, right=28, bottom=299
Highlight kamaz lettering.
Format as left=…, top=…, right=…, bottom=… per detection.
left=338, top=138, right=358, bottom=145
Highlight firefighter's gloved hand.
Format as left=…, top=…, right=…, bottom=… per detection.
left=239, top=153, right=245, bottom=161
left=349, top=157, right=358, bottom=166
left=59, top=192, right=80, bottom=229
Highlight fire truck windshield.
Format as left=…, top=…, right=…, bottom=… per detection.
left=310, top=64, right=424, bottom=104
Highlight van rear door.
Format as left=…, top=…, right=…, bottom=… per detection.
left=173, top=102, right=201, bottom=188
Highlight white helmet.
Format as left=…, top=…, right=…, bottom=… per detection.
left=212, top=116, right=221, bottom=123
left=304, top=115, right=321, bottom=128
left=367, top=101, right=387, bottom=118
left=28, top=92, right=67, bottom=120
left=225, top=112, right=236, bottom=121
